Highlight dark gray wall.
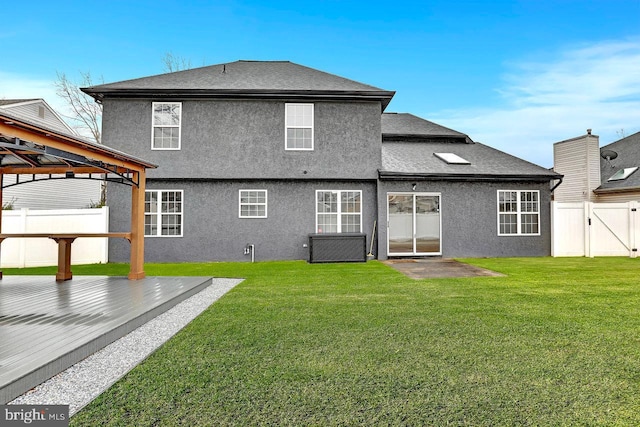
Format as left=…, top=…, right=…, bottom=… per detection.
left=376, top=180, right=553, bottom=259
left=108, top=179, right=377, bottom=263
left=102, top=99, right=382, bottom=180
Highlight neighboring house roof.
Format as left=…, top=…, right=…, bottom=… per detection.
left=0, top=98, right=75, bottom=135
left=382, top=113, right=471, bottom=142
left=380, top=114, right=561, bottom=181
left=0, top=99, right=39, bottom=106
left=0, top=108, right=156, bottom=170
left=595, top=130, right=640, bottom=194
left=82, top=60, right=396, bottom=109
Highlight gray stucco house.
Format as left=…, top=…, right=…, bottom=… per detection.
left=82, top=60, right=560, bottom=262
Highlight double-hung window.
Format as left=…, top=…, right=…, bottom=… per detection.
left=316, top=190, right=362, bottom=233
left=145, top=190, right=183, bottom=236
left=152, top=102, right=181, bottom=150
left=497, top=190, right=539, bottom=235
left=285, top=103, right=313, bottom=150
left=239, top=190, right=267, bottom=218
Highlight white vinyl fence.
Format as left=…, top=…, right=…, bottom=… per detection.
left=1, top=207, right=109, bottom=268
left=551, top=201, right=639, bottom=257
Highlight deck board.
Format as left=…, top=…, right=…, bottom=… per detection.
left=0, top=275, right=215, bottom=403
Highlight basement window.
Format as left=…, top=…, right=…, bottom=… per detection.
left=434, top=152, right=470, bottom=164
left=608, top=167, right=639, bottom=181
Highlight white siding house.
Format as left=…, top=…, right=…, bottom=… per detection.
left=553, top=130, right=601, bottom=202
left=553, top=130, right=640, bottom=203
left=0, top=99, right=101, bottom=209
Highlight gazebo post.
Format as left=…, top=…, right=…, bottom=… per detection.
left=128, top=169, right=147, bottom=280
left=1, top=113, right=156, bottom=282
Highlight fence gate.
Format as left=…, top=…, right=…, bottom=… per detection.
left=551, top=201, right=639, bottom=257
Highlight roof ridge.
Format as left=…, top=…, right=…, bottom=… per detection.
left=237, top=60, right=291, bottom=63
left=82, top=60, right=395, bottom=109
left=0, top=98, right=41, bottom=105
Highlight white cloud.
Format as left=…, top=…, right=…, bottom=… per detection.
left=430, top=39, right=640, bottom=168
left=0, top=71, right=63, bottom=110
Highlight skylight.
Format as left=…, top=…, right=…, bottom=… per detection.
left=608, top=167, right=639, bottom=182
left=434, top=152, right=470, bottom=165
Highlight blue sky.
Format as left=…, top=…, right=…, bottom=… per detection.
left=2, top=0, right=639, bottom=167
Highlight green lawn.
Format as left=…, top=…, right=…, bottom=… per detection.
left=7, top=258, right=640, bottom=425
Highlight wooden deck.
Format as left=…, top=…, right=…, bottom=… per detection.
left=0, top=275, right=214, bottom=403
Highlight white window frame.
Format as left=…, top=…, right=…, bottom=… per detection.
left=239, top=189, right=268, bottom=218
left=497, top=190, right=540, bottom=236
left=285, top=103, right=314, bottom=151
left=145, top=189, right=184, bottom=237
left=315, top=190, right=362, bottom=233
left=151, top=102, right=182, bottom=150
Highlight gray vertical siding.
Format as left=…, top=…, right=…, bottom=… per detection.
left=108, top=179, right=377, bottom=262
left=377, top=180, right=553, bottom=259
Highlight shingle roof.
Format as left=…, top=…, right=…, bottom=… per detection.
left=595, top=131, right=640, bottom=193
left=382, top=113, right=470, bottom=140
left=381, top=141, right=560, bottom=180
left=82, top=60, right=395, bottom=108
left=380, top=113, right=558, bottom=180
left=0, top=99, right=39, bottom=106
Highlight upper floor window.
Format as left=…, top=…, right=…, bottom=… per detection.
left=316, top=190, right=362, bottom=233
left=239, top=190, right=268, bottom=218
left=145, top=190, right=183, bottom=237
left=285, top=103, right=313, bottom=150
left=152, top=102, right=181, bottom=150
left=497, top=190, right=539, bottom=236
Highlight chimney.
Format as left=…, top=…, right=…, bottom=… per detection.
left=553, top=130, right=600, bottom=202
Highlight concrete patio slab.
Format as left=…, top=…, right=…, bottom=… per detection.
left=383, top=258, right=505, bottom=279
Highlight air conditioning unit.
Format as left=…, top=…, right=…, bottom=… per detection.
left=308, top=233, right=367, bottom=263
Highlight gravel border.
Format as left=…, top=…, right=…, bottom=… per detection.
left=9, top=277, right=242, bottom=416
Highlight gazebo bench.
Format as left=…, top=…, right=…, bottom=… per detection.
left=0, top=233, right=132, bottom=281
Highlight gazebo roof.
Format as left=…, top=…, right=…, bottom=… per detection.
left=0, top=109, right=155, bottom=186
left=0, top=108, right=156, bottom=281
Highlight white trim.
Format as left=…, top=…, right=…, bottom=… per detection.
left=285, top=103, right=314, bottom=151
left=238, top=189, right=268, bottom=218
left=315, top=189, right=362, bottom=233
left=497, top=189, right=540, bottom=236
left=151, top=102, right=182, bottom=150
left=144, top=189, right=184, bottom=237
left=387, top=192, right=442, bottom=256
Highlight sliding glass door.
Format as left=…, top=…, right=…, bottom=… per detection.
left=388, top=193, right=441, bottom=256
